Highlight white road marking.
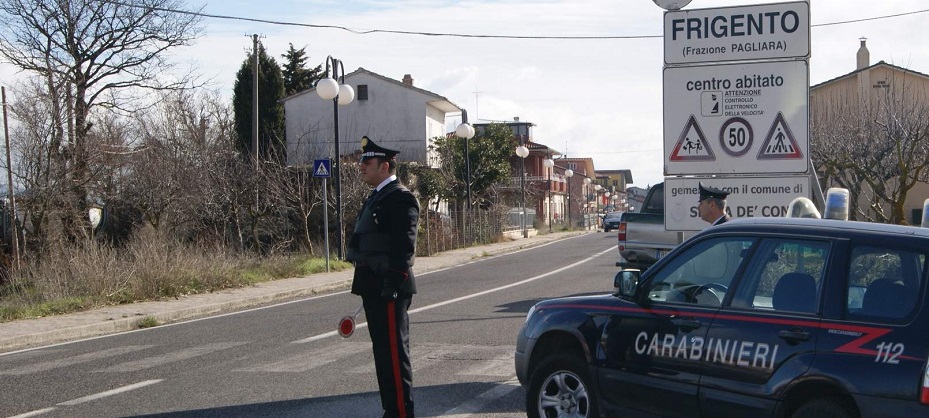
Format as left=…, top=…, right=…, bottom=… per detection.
left=93, top=342, right=246, bottom=372
left=292, top=246, right=615, bottom=344
left=234, top=341, right=370, bottom=372
left=57, top=379, right=163, bottom=406
left=0, top=345, right=154, bottom=375
left=5, top=407, right=56, bottom=418
left=457, top=353, right=513, bottom=377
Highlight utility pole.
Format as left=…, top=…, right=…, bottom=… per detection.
left=251, top=34, right=259, bottom=171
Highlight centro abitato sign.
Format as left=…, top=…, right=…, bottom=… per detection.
left=661, top=0, right=812, bottom=230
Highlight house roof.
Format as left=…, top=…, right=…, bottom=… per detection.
left=558, top=157, right=596, bottom=178
left=811, top=60, right=929, bottom=90
left=281, top=67, right=462, bottom=113
left=526, top=141, right=562, bottom=157
left=596, top=169, right=634, bottom=184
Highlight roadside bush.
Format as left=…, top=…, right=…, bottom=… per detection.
left=0, top=225, right=350, bottom=322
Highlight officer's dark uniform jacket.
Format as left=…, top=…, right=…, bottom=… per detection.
left=348, top=179, right=420, bottom=298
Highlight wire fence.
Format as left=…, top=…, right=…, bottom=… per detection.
left=416, top=207, right=599, bottom=256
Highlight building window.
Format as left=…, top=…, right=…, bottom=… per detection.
left=358, top=84, right=368, bottom=100
left=568, top=162, right=577, bottom=170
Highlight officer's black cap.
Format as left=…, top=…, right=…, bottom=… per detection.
left=359, top=136, right=399, bottom=161
left=698, top=182, right=729, bottom=201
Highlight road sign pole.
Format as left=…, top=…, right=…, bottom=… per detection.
left=322, top=177, right=330, bottom=272
left=312, top=158, right=333, bottom=271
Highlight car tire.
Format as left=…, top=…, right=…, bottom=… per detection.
left=790, top=398, right=854, bottom=418
left=526, top=353, right=599, bottom=418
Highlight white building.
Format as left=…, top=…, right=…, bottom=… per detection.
left=283, top=68, right=462, bottom=168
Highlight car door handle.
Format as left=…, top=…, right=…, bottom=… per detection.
left=778, top=328, right=810, bottom=343
left=671, top=318, right=702, bottom=330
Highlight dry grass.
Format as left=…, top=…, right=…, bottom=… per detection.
left=0, top=226, right=351, bottom=322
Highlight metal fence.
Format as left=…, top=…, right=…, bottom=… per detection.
left=416, top=206, right=596, bottom=257
left=417, top=207, right=515, bottom=256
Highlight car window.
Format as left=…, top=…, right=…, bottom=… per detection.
left=847, top=245, right=926, bottom=322
left=646, top=237, right=754, bottom=307
left=730, top=239, right=829, bottom=314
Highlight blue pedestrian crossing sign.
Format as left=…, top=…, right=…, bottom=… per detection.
left=312, top=159, right=332, bottom=178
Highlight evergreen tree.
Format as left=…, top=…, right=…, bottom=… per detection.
left=281, top=43, right=323, bottom=96
left=232, top=43, right=286, bottom=163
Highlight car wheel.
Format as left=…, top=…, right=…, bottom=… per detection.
left=790, top=398, right=854, bottom=418
left=527, top=353, right=599, bottom=418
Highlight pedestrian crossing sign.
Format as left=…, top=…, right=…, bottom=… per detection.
left=757, top=112, right=803, bottom=160
left=313, top=159, right=332, bottom=178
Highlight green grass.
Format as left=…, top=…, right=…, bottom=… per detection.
left=137, top=316, right=159, bottom=328
left=0, top=255, right=355, bottom=323
left=296, top=258, right=353, bottom=275
left=0, top=297, right=93, bottom=321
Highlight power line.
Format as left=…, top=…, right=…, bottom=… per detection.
left=102, top=1, right=929, bottom=41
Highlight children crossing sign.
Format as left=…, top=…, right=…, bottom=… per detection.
left=312, top=159, right=331, bottom=178
left=663, top=59, right=808, bottom=175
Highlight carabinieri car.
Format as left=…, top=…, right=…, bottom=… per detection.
left=516, top=217, right=929, bottom=418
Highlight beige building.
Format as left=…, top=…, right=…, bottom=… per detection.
left=810, top=39, right=929, bottom=224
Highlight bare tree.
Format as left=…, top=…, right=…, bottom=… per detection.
left=812, top=72, right=929, bottom=224
left=0, top=0, right=202, bottom=240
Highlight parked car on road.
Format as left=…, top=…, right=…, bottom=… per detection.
left=518, top=216, right=929, bottom=418
left=616, top=182, right=680, bottom=270
left=602, top=212, right=623, bottom=232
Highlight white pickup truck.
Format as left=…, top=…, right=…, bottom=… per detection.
left=615, top=182, right=681, bottom=270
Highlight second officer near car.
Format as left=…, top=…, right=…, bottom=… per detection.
left=347, top=136, right=419, bottom=418
left=697, top=182, right=731, bottom=226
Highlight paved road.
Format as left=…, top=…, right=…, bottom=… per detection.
left=0, top=231, right=622, bottom=417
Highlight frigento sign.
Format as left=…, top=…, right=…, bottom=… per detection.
left=665, top=176, right=811, bottom=231
left=663, top=59, right=808, bottom=175
left=664, top=1, right=810, bottom=65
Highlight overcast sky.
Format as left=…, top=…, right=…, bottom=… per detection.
left=5, top=1, right=929, bottom=188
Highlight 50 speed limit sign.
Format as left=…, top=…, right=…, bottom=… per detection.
left=719, top=117, right=753, bottom=157
left=663, top=60, right=809, bottom=175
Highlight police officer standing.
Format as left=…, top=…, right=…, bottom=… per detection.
left=697, top=182, right=731, bottom=226
left=347, top=136, right=419, bottom=418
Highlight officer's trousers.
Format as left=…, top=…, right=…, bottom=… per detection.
left=363, top=296, right=414, bottom=418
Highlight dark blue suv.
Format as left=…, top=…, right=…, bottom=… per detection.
left=516, top=217, right=929, bottom=418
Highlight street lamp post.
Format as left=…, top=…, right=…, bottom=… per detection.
left=583, top=177, right=591, bottom=229
left=594, top=184, right=602, bottom=230
left=565, top=168, right=574, bottom=229
left=604, top=191, right=612, bottom=229
left=516, top=144, right=529, bottom=238
left=316, top=57, right=355, bottom=260
left=543, top=157, right=554, bottom=232
left=456, top=111, right=476, bottom=241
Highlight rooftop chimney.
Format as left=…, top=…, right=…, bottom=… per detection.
left=402, top=74, right=413, bottom=86
left=857, top=38, right=870, bottom=70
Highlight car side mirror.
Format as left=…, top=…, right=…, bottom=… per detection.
left=614, top=269, right=641, bottom=298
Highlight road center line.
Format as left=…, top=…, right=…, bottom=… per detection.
left=6, top=407, right=56, bottom=418
left=293, top=246, right=615, bottom=344
left=57, top=379, right=164, bottom=406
